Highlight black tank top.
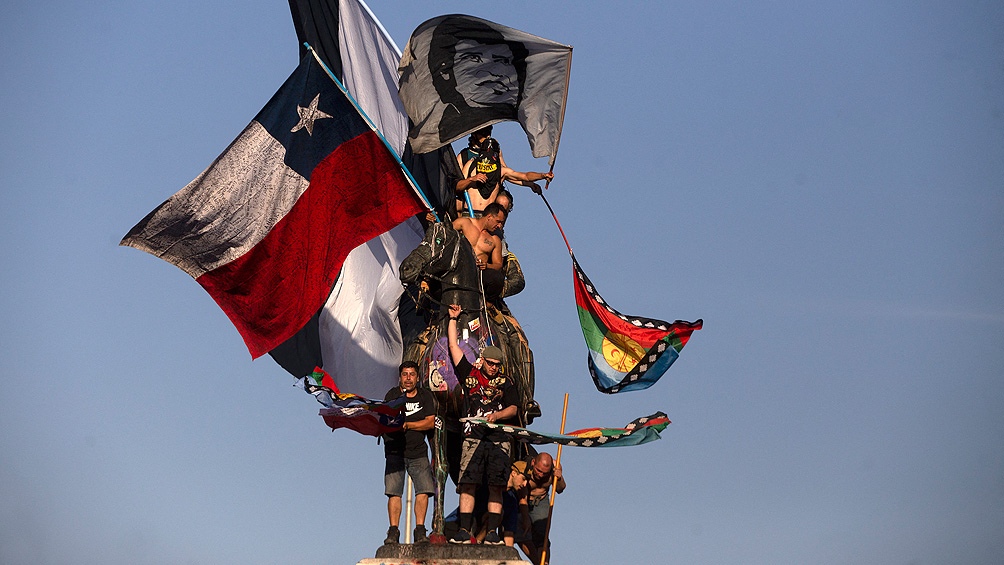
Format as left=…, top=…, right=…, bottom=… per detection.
left=460, top=141, right=502, bottom=200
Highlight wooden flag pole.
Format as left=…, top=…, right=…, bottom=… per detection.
left=539, top=393, right=569, bottom=565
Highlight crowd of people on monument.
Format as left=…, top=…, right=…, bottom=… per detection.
left=379, top=126, right=564, bottom=563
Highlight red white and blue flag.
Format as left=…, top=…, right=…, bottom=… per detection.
left=124, top=0, right=432, bottom=400
left=121, top=47, right=424, bottom=387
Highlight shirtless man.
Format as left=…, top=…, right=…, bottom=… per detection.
left=453, top=201, right=507, bottom=301
left=457, top=125, right=553, bottom=217
left=453, top=202, right=507, bottom=272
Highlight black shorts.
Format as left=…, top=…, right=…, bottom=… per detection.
left=457, top=437, right=512, bottom=487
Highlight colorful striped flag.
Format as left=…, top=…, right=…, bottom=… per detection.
left=465, top=412, right=670, bottom=447
left=573, top=256, right=703, bottom=394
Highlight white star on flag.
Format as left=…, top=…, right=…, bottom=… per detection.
left=291, top=93, right=333, bottom=135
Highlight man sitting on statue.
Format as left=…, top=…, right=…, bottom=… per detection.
left=452, top=202, right=508, bottom=301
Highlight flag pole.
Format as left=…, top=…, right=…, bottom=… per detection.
left=538, top=192, right=573, bottom=257
left=539, top=393, right=568, bottom=565
left=404, top=475, right=414, bottom=543
left=306, top=43, right=440, bottom=222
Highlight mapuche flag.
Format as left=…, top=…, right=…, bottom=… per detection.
left=574, top=256, right=703, bottom=394
left=466, top=412, right=671, bottom=447
left=121, top=49, right=424, bottom=371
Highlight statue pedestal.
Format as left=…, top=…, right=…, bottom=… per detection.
left=357, top=542, right=530, bottom=565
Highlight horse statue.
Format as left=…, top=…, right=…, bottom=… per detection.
left=399, top=220, right=539, bottom=538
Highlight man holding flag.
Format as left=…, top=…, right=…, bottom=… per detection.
left=514, top=452, right=566, bottom=564
left=382, top=361, right=436, bottom=545
left=446, top=303, right=519, bottom=545
left=456, top=125, right=553, bottom=217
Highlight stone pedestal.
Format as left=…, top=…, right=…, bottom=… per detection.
left=356, top=543, right=531, bottom=565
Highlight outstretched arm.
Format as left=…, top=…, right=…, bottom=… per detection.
left=499, top=150, right=553, bottom=192
left=502, top=167, right=552, bottom=194
left=502, top=168, right=553, bottom=184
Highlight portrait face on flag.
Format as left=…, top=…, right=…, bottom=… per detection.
left=428, top=16, right=529, bottom=144
left=398, top=14, right=571, bottom=160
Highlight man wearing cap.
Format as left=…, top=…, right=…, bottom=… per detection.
left=446, top=303, right=519, bottom=545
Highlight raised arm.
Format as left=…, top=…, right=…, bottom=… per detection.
left=447, top=303, right=464, bottom=367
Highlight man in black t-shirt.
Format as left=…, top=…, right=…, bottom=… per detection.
left=445, top=303, right=519, bottom=545
left=382, top=361, right=436, bottom=545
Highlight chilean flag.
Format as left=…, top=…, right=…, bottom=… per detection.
left=121, top=49, right=424, bottom=380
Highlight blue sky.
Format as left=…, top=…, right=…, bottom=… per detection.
left=2, top=1, right=1002, bottom=564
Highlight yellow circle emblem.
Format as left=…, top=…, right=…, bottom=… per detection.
left=601, top=333, right=645, bottom=373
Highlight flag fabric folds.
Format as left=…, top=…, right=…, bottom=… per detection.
left=574, top=256, right=703, bottom=394
left=121, top=50, right=424, bottom=361
left=306, top=368, right=406, bottom=436
left=465, top=412, right=670, bottom=447
left=272, top=0, right=431, bottom=399
left=398, top=14, right=572, bottom=164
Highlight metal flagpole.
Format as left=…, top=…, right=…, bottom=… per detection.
left=306, top=43, right=440, bottom=222
left=404, top=476, right=414, bottom=543
left=539, top=393, right=568, bottom=565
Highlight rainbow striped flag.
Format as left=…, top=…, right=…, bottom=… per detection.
left=573, top=256, right=702, bottom=394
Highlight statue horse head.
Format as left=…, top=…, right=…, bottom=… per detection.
left=400, top=222, right=482, bottom=320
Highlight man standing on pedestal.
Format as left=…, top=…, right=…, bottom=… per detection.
left=445, top=303, right=519, bottom=545
left=383, top=361, right=436, bottom=545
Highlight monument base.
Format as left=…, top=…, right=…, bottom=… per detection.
left=357, top=542, right=530, bottom=565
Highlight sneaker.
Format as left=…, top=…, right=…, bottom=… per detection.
left=413, top=524, right=429, bottom=544
left=384, top=526, right=400, bottom=545
left=483, top=531, right=504, bottom=545
left=448, top=529, right=474, bottom=544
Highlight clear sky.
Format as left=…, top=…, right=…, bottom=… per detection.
left=2, top=1, right=1002, bottom=564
